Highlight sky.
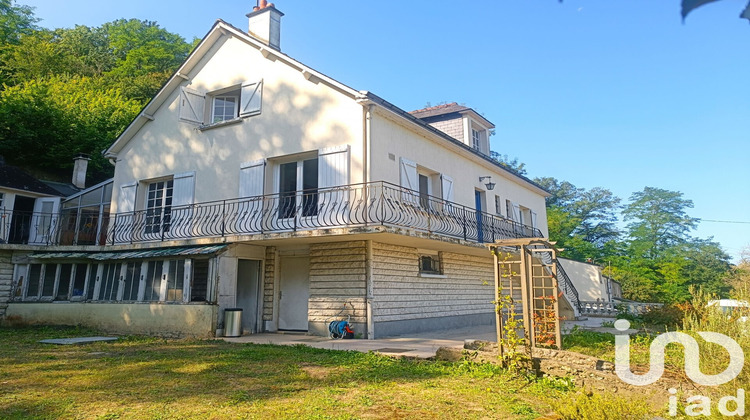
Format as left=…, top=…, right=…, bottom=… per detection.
left=21, top=0, right=750, bottom=262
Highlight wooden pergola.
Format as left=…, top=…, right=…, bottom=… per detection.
left=487, top=239, right=562, bottom=355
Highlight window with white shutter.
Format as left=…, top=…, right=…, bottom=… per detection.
left=179, top=87, right=206, bottom=123
left=180, top=80, right=263, bottom=127
left=440, top=175, right=454, bottom=202
left=240, top=80, right=263, bottom=117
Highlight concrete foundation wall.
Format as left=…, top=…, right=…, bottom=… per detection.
left=5, top=303, right=217, bottom=338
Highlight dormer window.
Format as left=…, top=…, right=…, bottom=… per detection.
left=472, top=129, right=481, bottom=150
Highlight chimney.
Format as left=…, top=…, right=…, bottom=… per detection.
left=247, top=1, right=284, bottom=51
left=72, top=153, right=90, bottom=189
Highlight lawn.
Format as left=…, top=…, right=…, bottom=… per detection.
left=0, top=326, right=573, bottom=419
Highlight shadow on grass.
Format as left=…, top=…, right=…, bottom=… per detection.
left=0, top=326, right=535, bottom=419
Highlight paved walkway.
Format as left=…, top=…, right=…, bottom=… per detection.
left=222, top=317, right=621, bottom=359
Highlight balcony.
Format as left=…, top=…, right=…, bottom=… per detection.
left=0, top=181, right=542, bottom=247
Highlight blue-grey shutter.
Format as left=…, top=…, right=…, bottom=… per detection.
left=399, top=158, right=418, bottom=203
left=240, top=80, right=263, bottom=117
left=179, top=87, right=205, bottom=123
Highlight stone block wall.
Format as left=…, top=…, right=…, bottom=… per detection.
left=308, top=241, right=367, bottom=335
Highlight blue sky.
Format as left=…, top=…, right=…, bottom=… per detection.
left=22, top=0, right=750, bottom=261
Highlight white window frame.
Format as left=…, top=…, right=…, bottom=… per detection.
left=275, top=155, right=319, bottom=220
left=211, top=95, right=239, bottom=124
left=472, top=128, right=481, bottom=150
left=144, top=178, right=174, bottom=235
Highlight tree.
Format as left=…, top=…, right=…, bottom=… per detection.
left=490, top=151, right=527, bottom=176
left=0, top=75, right=142, bottom=181
left=622, top=187, right=698, bottom=260
left=0, top=0, right=37, bottom=45
left=534, top=177, right=620, bottom=260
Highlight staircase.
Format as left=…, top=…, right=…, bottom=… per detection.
left=527, top=245, right=582, bottom=319
left=554, top=260, right=582, bottom=317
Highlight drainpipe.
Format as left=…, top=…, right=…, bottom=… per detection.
left=364, top=104, right=373, bottom=184
left=366, top=239, right=374, bottom=339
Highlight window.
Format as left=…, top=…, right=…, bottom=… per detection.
left=122, top=262, right=141, bottom=301
left=179, top=81, right=263, bottom=127
left=419, top=253, right=442, bottom=275
left=15, top=258, right=214, bottom=303
left=212, top=94, right=239, bottom=123
left=144, top=260, right=164, bottom=301
left=145, top=179, right=173, bottom=234
left=278, top=158, right=318, bottom=219
left=495, top=195, right=503, bottom=216
left=26, top=264, right=42, bottom=299
left=472, top=129, right=481, bottom=150
left=191, top=259, right=210, bottom=302
left=418, top=174, right=430, bottom=208
left=0, top=192, right=4, bottom=208
left=98, top=263, right=121, bottom=301
left=56, top=264, right=72, bottom=300
left=71, top=264, right=89, bottom=298
left=165, top=260, right=185, bottom=302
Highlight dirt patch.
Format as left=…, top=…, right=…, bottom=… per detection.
left=299, top=363, right=337, bottom=380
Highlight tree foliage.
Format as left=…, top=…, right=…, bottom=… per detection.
left=622, top=187, right=699, bottom=260
left=0, top=75, right=142, bottom=179
left=0, top=2, right=195, bottom=182
left=533, top=177, right=733, bottom=303
left=534, top=177, right=621, bottom=261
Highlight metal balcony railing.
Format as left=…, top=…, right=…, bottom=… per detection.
left=0, top=181, right=543, bottom=246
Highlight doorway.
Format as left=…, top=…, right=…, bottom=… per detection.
left=9, top=196, right=35, bottom=244
left=475, top=190, right=484, bottom=243
left=278, top=256, right=310, bottom=331
left=237, top=259, right=262, bottom=334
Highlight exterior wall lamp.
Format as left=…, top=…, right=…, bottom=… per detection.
left=479, top=176, right=496, bottom=190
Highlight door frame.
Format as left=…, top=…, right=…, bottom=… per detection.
left=276, top=253, right=310, bottom=331
left=236, top=259, right=263, bottom=334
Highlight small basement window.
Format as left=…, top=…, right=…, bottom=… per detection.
left=418, top=252, right=442, bottom=275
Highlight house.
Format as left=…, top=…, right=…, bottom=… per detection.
left=0, top=157, right=66, bottom=245
left=0, top=3, right=567, bottom=338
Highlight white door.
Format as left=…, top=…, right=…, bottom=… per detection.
left=278, top=256, right=310, bottom=331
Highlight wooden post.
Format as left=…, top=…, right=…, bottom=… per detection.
left=518, top=245, right=533, bottom=349
left=492, top=246, right=503, bottom=359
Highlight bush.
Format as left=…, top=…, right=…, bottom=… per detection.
left=640, top=304, right=684, bottom=328
left=552, top=391, right=652, bottom=420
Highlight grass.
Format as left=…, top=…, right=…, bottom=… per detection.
left=0, top=326, right=570, bottom=419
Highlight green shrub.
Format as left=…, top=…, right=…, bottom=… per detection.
left=640, top=304, right=684, bottom=328
left=552, top=391, right=652, bottom=420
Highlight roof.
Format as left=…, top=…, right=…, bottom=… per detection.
left=410, top=102, right=495, bottom=128
left=30, top=245, right=228, bottom=261
left=0, top=164, right=61, bottom=196
left=102, top=18, right=545, bottom=196
left=42, top=180, right=81, bottom=197
left=360, top=92, right=549, bottom=196
left=410, top=103, right=471, bottom=119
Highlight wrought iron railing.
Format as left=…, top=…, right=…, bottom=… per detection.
left=555, top=260, right=582, bottom=312
left=0, top=181, right=542, bottom=246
